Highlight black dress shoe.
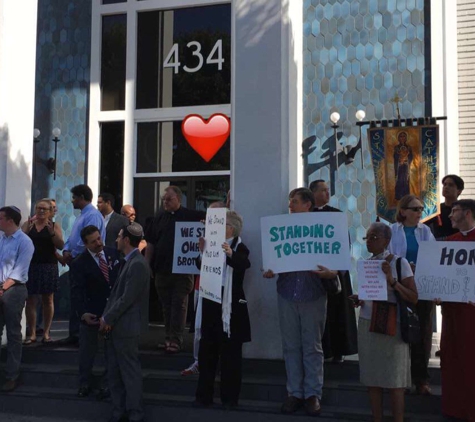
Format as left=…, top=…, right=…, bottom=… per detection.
left=2, top=378, right=19, bottom=392
left=57, top=336, right=79, bottom=346
left=97, top=387, right=111, bottom=400
left=77, top=386, right=91, bottom=397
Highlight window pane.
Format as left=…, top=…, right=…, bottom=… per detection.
left=136, top=4, right=231, bottom=109
left=101, top=15, right=126, bottom=110
left=100, top=122, right=125, bottom=210
left=102, top=0, right=126, bottom=4
left=136, top=121, right=230, bottom=173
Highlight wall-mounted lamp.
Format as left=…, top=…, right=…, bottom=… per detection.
left=355, top=109, right=366, bottom=168
left=330, top=112, right=340, bottom=167
left=32, top=127, right=61, bottom=180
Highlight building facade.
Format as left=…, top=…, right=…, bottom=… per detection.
left=0, top=0, right=467, bottom=358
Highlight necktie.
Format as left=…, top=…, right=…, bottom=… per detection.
left=96, top=253, right=110, bottom=283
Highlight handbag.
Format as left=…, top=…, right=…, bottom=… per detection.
left=321, top=273, right=342, bottom=296
left=394, top=257, right=421, bottom=344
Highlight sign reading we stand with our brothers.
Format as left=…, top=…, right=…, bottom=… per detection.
left=260, top=212, right=351, bottom=274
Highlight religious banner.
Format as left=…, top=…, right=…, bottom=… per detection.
left=172, top=222, right=205, bottom=275
left=260, top=212, right=351, bottom=274
left=357, top=260, right=388, bottom=301
left=368, top=124, right=439, bottom=223
left=414, top=241, right=475, bottom=303
left=199, top=207, right=227, bottom=304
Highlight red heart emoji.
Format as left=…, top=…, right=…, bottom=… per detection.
left=182, top=114, right=230, bottom=162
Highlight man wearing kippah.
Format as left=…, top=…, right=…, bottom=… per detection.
left=100, top=222, right=150, bottom=422
left=0, top=206, right=34, bottom=392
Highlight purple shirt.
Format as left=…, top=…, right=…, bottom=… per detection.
left=277, top=270, right=326, bottom=302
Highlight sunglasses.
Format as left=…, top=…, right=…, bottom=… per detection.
left=403, top=206, right=424, bottom=212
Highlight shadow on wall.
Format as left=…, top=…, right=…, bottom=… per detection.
left=0, top=124, right=32, bottom=213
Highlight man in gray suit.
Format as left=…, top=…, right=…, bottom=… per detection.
left=100, top=223, right=150, bottom=422
left=97, top=193, right=129, bottom=249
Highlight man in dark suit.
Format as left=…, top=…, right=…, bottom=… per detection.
left=97, top=193, right=129, bottom=249
left=309, top=179, right=358, bottom=363
left=71, top=225, right=121, bottom=399
left=100, top=222, right=150, bottom=422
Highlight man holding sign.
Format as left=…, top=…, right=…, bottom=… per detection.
left=438, top=199, right=475, bottom=421
left=263, top=188, right=340, bottom=416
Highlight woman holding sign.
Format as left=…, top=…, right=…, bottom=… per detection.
left=194, top=210, right=251, bottom=409
left=389, top=194, right=435, bottom=395
left=354, top=222, right=418, bottom=422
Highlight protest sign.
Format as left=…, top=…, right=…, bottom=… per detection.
left=357, top=260, right=387, bottom=301
left=260, top=212, right=351, bottom=273
left=172, top=222, right=205, bottom=275
left=415, top=241, right=475, bottom=303
left=199, top=208, right=227, bottom=304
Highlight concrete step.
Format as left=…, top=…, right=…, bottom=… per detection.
left=0, top=384, right=443, bottom=422
left=16, top=361, right=441, bottom=414
left=13, top=345, right=442, bottom=384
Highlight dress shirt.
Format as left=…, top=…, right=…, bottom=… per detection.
left=103, top=211, right=113, bottom=228
left=124, top=248, right=139, bottom=262
left=87, top=248, right=108, bottom=268
left=277, top=270, right=326, bottom=302
left=64, top=203, right=106, bottom=258
left=0, top=228, right=35, bottom=284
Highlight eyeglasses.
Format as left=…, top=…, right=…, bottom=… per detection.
left=363, top=235, right=384, bottom=241
left=403, top=206, right=424, bottom=212
left=36, top=207, right=51, bottom=212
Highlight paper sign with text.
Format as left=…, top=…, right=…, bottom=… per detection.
left=199, top=208, right=227, bottom=304
left=357, top=260, right=388, bottom=301
left=415, top=241, right=475, bottom=303
left=172, top=222, right=205, bottom=275
left=260, top=212, right=351, bottom=274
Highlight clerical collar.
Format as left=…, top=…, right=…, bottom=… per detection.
left=460, top=226, right=475, bottom=236
left=316, top=205, right=327, bottom=210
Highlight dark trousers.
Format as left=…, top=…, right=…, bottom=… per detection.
left=411, top=300, right=434, bottom=385
left=79, top=323, right=107, bottom=387
left=68, top=262, right=80, bottom=338
left=107, top=334, right=143, bottom=421
left=0, top=285, right=27, bottom=380
left=196, top=336, right=243, bottom=405
left=154, top=273, right=193, bottom=346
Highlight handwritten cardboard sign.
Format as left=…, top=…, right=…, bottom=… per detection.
left=260, top=212, right=351, bottom=274
left=357, top=260, right=388, bottom=301
left=199, top=208, right=227, bottom=304
left=172, top=222, right=205, bottom=275
left=415, top=241, right=475, bottom=303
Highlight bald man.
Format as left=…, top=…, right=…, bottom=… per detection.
left=120, top=205, right=136, bottom=223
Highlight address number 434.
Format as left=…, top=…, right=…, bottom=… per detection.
left=163, top=39, right=224, bottom=74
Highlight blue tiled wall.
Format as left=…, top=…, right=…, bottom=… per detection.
left=33, top=0, right=92, bottom=238
left=33, top=0, right=92, bottom=315
left=303, top=0, right=428, bottom=265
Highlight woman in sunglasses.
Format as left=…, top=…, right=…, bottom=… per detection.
left=389, top=194, right=435, bottom=395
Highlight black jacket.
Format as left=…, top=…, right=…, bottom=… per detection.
left=71, top=246, right=121, bottom=319
left=200, top=239, right=252, bottom=343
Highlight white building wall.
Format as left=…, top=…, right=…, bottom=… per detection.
left=458, top=0, right=475, bottom=196
left=0, top=0, right=37, bottom=216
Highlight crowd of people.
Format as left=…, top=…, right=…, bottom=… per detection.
left=0, top=174, right=473, bottom=421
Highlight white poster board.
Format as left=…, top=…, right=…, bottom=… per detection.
left=199, top=208, right=227, bottom=304
left=260, top=212, right=351, bottom=273
left=415, top=241, right=475, bottom=303
left=172, top=222, right=204, bottom=275
left=357, top=260, right=388, bottom=301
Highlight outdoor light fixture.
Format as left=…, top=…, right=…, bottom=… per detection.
left=356, top=110, right=366, bottom=168
left=32, top=127, right=61, bottom=180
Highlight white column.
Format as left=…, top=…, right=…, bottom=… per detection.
left=0, top=0, right=38, bottom=344
left=232, top=0, right=301, bottom=359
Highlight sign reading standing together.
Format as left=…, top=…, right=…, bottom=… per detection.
left=199, top=208, right=227, bottom=304
left=261, top=212, right=351, bottom=274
